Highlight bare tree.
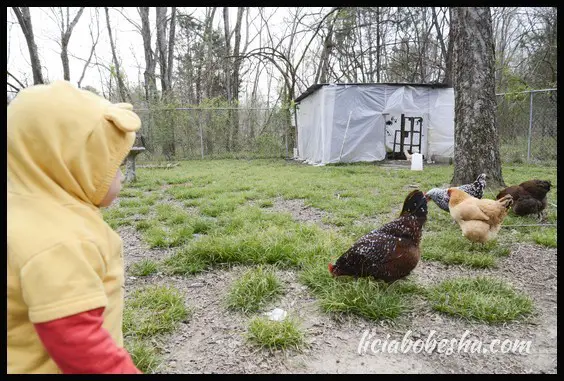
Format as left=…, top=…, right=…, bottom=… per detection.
left=432, top=7, right=452, bottom=84
left=77, top=8, right=100, bottom=88
left=12, top=7, right=44, bottom=85
left=451, top=7, right=504, bottom=187
left=314, top=7, right=340, bottom=84
left=167, top=7, right=177, bottom=91
left=138, top=7, right=158, bottom=103
left=156, top=7, right=171, bottom=97
left=51, top=7, right=85, bottom=81
left=104, top=7, right=130, bottom=102
left=223, top=7, right=246, bottom=150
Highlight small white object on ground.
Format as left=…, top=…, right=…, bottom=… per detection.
left=264, top=308, right=287, bottom=322
left=411, top=153, right=423, bottom=171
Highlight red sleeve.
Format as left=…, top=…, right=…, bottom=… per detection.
left=33, top=307, right=142, bottom=374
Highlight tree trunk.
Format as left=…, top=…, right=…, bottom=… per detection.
left=104, top=7, right=129, bottom=102
left=431, top=7, right=450, bottom=85
left=223, top=7, right=233, bottom=152
left=156, top=7, right=169, bottom=96
left=375, top=7, right=381, bottom=82
left=451, top=7, right=504, bottom=188
left=167, top=7, right=176, bottom=92
left=315, top=8, right=340, bottom=84
left=59, top=7, right=85, bottom=81
left=156, top=7, right=176, bottom=159
left=165, top=7, right=177, bottom=158
left=12, top=7, right=44, bottom=85
left=61, top=42, right=71, bottom=81
left=78, top=9, right=100, bottom=88
left=202, top=7, right=217, bottom=100
left=444, top=7, right=454, bottom=86
left=138, top=7, right=158, bottom=103
left=229, top=7, right=245, bottom=152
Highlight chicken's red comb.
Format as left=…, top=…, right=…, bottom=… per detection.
left=328, top=263, right=334, bottom=274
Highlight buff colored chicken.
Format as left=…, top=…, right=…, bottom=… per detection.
left=447, top=188, right=513, bottom=244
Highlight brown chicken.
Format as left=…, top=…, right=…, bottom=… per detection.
left=328, top=190, right=427, bottom=283
left=496, top=180, right=552, bottom=220
left=448, top=188, right=513, bottom=243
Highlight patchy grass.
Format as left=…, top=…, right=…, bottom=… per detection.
left=142, top=225, right=194, bottom=249
left=119, top=198, right=144, bottom=208
left=257, top=199, right=274, bottom=208
left=108, top=160, right=555, bottom=343
left=111, top=160, right=555, bottom=260
left=225, top=266, right=283, bottom=313
left=299, top=263, right=425, bottom=321
left=130, top=259, right=159, bottom=276
left=119, top=188, right=144, bottom=198
left=123, top=285, right=190, bottom=373
left=422, top=230, right=511, bottom=269
left=162, top=206, right=347, bottom=275
left=124, top=339, right=161, bottom=374
left=532, top=228, right=557, bottom=248
left=135, top=220, right=155, bottom=232
left=124, top=285, right=191, bottom=338
left=427, top=276, right=534, bottom=324
left=246, top=316, right=306, bottom=352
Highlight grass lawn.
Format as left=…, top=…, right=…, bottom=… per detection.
left=104, top=159, right=556, bottom=371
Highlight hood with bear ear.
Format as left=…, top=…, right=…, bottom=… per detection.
left=7, top=80, right=141, bottom=209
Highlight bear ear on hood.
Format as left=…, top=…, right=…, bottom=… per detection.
left=103, top=103, right=141, bottom=133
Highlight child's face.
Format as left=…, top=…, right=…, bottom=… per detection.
left=99, top=169, right=123, bottom=208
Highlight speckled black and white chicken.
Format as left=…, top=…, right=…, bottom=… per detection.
left=425, top=173, right=487, bottom=212
left=328, top=190, right=427, bottom=283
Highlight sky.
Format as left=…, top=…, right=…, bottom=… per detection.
left=7, top=7, right=321, bottom=104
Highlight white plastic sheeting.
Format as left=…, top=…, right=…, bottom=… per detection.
left=295, top=84, right=454, bottom=165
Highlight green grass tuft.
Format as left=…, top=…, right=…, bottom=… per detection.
left=247, top=316, right=305, bottom=352
left=422, top=230, right=510, bottom=268
left=130, top=259, right=159, bottom=276
left=299, top=263, right=424, bottom=321
left=135, top=220, right=154, bottom=232
left=124, top=285, right=190, bottom=338
left=427, top=276, right=534, bottom=323
left=532, top=228, right=557, bottom=248
left=225, top=266, right=283, bottom=313
left=124, top=339, right=161, bottom=374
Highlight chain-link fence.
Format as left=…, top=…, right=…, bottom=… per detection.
left=132, top=89, right=557, bottom=164
left=133, top=107, right=292, bottom=161
left=497, top=89, right=557, bottom=164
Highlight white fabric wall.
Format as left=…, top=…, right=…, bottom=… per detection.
left=296, top=84, right=454, bottom=165
left=326, top=85, right=387, bottom=163
left=296, top=89, right=321, bottom=163
left=427, top=88, right=455, bottom=158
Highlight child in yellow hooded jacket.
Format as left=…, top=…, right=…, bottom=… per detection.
left=7, top=80, right=142, bottom=374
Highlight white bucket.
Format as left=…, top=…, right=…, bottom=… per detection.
left=411, top=153, right=423, bottom=171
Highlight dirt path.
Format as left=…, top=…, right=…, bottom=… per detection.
left=118, top=199, right=557, bottom=374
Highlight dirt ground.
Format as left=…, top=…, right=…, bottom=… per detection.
left=119, top=199, right=557, bottom=374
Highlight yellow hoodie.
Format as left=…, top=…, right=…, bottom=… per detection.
left=7, top=81, right=141, bottom=374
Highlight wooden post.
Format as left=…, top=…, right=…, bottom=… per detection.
left=124, top=147, right=146, bottom=183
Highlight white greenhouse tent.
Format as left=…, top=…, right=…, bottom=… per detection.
left=294, top=83, right=455, bottom=165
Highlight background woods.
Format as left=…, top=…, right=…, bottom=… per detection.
left=7, top=7, right=557, bottom=163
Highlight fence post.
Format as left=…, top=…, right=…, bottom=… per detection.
left=199, top=109, right=204, bottom=159
left=527, top=91, right=533, bottom=163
